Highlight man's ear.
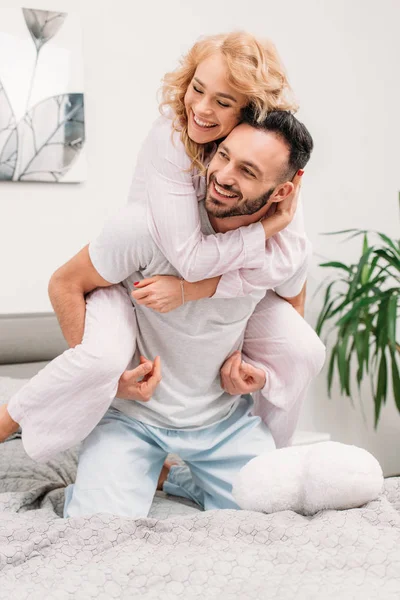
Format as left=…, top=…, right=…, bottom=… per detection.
left=271, top=181, right=294, bottom=203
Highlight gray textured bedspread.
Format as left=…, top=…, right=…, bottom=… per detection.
left=1, top=382, right=400, bottom=599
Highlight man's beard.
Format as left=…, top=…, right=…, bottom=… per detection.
left=205, top=174, right=274, bottom=218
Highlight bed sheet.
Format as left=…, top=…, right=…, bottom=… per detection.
left=1, top=379, right=400, bottom=599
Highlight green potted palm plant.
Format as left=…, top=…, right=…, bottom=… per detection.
left=316, top=219, right=399, bottom=427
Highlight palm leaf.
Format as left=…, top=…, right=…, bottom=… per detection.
left=319, top=261, right=352, bottom=272
left=376, top=296, right=390, bottom=352
left=354, top=329, right=368, bottom=388
left=361, top=234, right=370, bottom=285
left=374, top=350, right=387, bottom=427
left=315, top=281, right=336, bottom=335
left=390, top=350, right=400, bottom=412
left=387, top=293, right=398, bottom=352
left=337, top=333, right=351, bottom=397
left=347, top=246, right=375, bottom=299
left=374, top=249, right=400, bottom=272
left=364, top=315, right=373, bottom=373
left=376, top=232, right=400, bottom=258
left=321, top=228, right=364, bottom=235
left=327, top=345, right=337, bottom=396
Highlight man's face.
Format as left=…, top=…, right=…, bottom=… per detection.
left=205, top=123, right=290, bottom=218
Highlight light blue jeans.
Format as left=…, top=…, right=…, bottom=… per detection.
left=64, top=395, right=275, bottom=518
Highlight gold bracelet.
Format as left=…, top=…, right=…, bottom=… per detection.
left=180, top=278, right=185, bottom=305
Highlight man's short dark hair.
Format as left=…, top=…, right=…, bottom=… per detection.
left=242, top=108, right=314, bottom=180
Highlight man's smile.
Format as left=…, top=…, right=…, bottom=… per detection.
left=210, top=178, right=240, bottom=202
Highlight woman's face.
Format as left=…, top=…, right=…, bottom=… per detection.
left=184, top=53, right=247, bottom=144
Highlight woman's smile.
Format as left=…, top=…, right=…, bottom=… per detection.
left=192, top=111, right=218, bottom=129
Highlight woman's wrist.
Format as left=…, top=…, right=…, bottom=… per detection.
left=261, top=215, right=284, bottom=239
left=182, top=276, right=220, bottom=302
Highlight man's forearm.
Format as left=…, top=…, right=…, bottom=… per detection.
left=48, top=275, right=87, bottom=348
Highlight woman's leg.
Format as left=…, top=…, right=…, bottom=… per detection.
left=242, top=289, right=326, bottom=448
left=4, top=285, right=138, bottom=462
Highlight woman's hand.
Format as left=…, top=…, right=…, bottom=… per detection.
left=262, top=171, right=303, bottom=238
left=131, top=275, right=183, bottom=313
left=116, top=355, right=162, bottom=401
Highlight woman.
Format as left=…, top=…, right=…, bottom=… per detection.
left=1, top=31, right=325, bottom=463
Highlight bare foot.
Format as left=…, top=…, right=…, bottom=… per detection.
left=0, top=404, right=19, bottom=442
left=157, top=459, right=178, bottom=491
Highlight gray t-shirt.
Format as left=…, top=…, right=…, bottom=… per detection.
left=89, top=201, right=266, bottom=430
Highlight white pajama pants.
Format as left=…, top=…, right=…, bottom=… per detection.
left=7, top=285, right=325, bottom=463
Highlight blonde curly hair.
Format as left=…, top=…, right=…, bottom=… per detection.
left=160, top=31, right=298, bottom=173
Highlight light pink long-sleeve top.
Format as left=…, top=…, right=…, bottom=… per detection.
left=128, top=114, right=311, bottom=299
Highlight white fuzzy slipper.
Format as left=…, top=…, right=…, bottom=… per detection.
left=232, top=441, right=384, bottom=516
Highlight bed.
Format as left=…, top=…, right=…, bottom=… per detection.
left=1, top=313, right=400, bottom=599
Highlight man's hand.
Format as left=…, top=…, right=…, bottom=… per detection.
left=220, top=351, right=266, bottom=395
left=116, top=355, right=162, bottom=401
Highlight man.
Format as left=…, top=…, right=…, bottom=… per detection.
left=55, top=111, right=323, bottom=518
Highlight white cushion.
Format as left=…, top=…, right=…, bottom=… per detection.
left=232, top=441, right=384, bottom=516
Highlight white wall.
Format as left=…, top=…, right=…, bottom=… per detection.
left=1, top=0, right=399, bottom=474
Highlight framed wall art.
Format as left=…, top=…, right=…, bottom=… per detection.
left=0, top=8, right=85, bottom=182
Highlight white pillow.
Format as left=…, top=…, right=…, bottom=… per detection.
left=233, top=441, right=384, bottom=516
